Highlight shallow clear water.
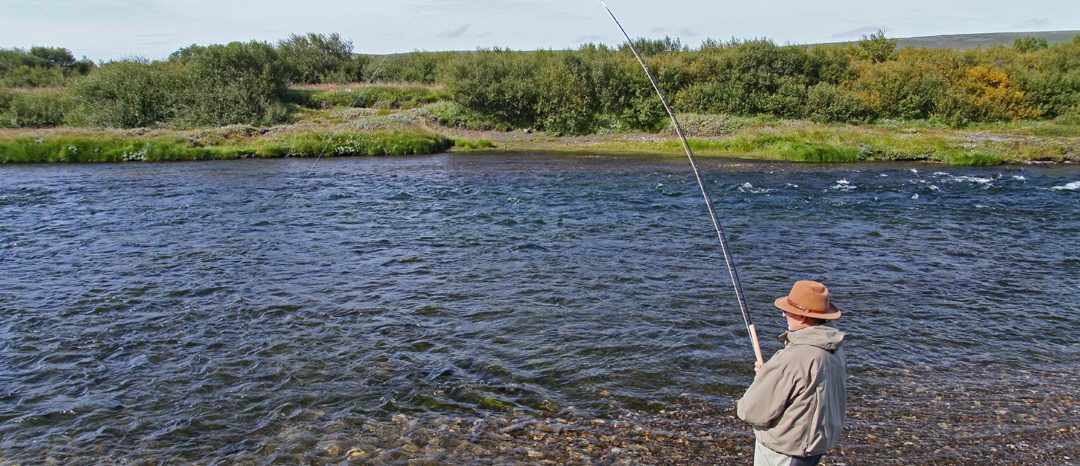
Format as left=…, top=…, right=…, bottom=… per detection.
left=1, top=154, right=1077, bottom=461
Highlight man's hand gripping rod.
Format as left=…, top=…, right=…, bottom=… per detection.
left=598, top=0, right=764, bottom=366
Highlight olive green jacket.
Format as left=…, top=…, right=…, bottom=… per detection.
left=736, top=325, right=848, bottom=457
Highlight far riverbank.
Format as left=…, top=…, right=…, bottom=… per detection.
left=2, top=110, right=1078, bottom=165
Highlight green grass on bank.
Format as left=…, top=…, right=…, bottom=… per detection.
left=540, top=124, right=1074, bottom=165
left=681, top=129, right=1052, bottom=165
left=0, top=130, right=453, bottom=163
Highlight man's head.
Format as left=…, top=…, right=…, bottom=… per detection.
left=774, top=280, right=842, bottom=330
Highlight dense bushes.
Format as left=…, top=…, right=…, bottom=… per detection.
left=6, top=32, right=1078, bottom=132
left=68, top=60, right=185, bottom=127
left=442, top=47, right=671, bottom=134
left=66, top=41, right=289, bottom=128
left=182, top=41, right=289, bottom=125
left=1010, top=36, right=1080, bottom=118
left=0, top=89, right=69, bottom=127
left=439, top=34, right=1078, bottom=132
left=806, top=83, right=870, bottom=123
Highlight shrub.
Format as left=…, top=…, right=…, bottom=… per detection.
left=0, top=66, right=69, bottom=88
left=182, top=41, right=289, bottom=125
left=677, top=81, right=743, bottom=114
left=2, top=91, right=68, bottom=127
left=960, top=65, right=1041, bottom=120
left=766, top=76, right=809, bottom=118
left=806, top=82, right=871, bottom=123
left=851, top=48, right=956, bottom=120
left=1015, top=70, right=1080, bottom=118
left=1012, top=39, right=1080, bottom=117
left=277, top=33, right=358, bottom=83
left=535, top=54, right=597, bottom=135
left=443, top=49, right=542, bottom=129
left=68, top=60, right=186, bottom=127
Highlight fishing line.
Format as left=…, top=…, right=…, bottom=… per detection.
left=597, top=0, right=763, bottom=365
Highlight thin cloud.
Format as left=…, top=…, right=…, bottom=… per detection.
left=678, top=27, right=698, bottom=38
left=575, top=34, right=607, bottom=44
left=437, top=24, right=471, bottom=39
left=1015, top=18, right=1050, bottom=28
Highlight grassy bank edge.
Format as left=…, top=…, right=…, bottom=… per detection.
left=447, top=128, right=1078, bottom=166
left=0, top=130, right=454, bottom=163
left=1, top=124, right=1075, bottom=165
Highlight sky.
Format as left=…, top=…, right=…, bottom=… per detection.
left=1, top=0, right=1077, bottom=61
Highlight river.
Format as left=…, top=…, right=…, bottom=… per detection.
left=1, top=154, right=1077, bottom=463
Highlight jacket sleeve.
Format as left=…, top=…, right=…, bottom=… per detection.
left=736, top=351, right=801, bottom=429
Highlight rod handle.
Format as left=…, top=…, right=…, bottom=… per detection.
left=748, top=324, right=765, bottom=367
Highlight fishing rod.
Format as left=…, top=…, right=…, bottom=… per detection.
left=597, top=0, right=763, bottom=366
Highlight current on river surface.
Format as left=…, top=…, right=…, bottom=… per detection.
left=1, top=153, right=1078, bottom=463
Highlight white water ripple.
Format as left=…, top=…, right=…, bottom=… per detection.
left=1050, top=180, right=1080, bottom=191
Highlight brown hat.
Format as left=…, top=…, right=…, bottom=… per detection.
left=774, top=280, right=842, bottom=320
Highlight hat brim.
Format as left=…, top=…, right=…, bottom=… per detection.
left=774, top=297, right=842, bottom=320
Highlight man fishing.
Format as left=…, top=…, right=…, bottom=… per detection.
left=592, top=5, right=847, bottom=462
left=737, top=280, right=848, bottom=466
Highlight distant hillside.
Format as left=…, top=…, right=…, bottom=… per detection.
left=893, top=30, right=1079, bottom=49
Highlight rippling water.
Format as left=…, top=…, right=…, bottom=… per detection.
left=1, top=154, right=1078, bottom=462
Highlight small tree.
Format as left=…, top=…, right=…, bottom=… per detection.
left=28, top=46, right=77, bottom=69
left=855, top=30, right=898, bottom=63
left=1013, top=36, right=1049, bottom=53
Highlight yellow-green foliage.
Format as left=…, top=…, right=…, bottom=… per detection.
left=962, top=65, right=1041, bottom=120
left=8, top=33, right=1080, bottom=133
left=437, top=35, right=1079, bottom=131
